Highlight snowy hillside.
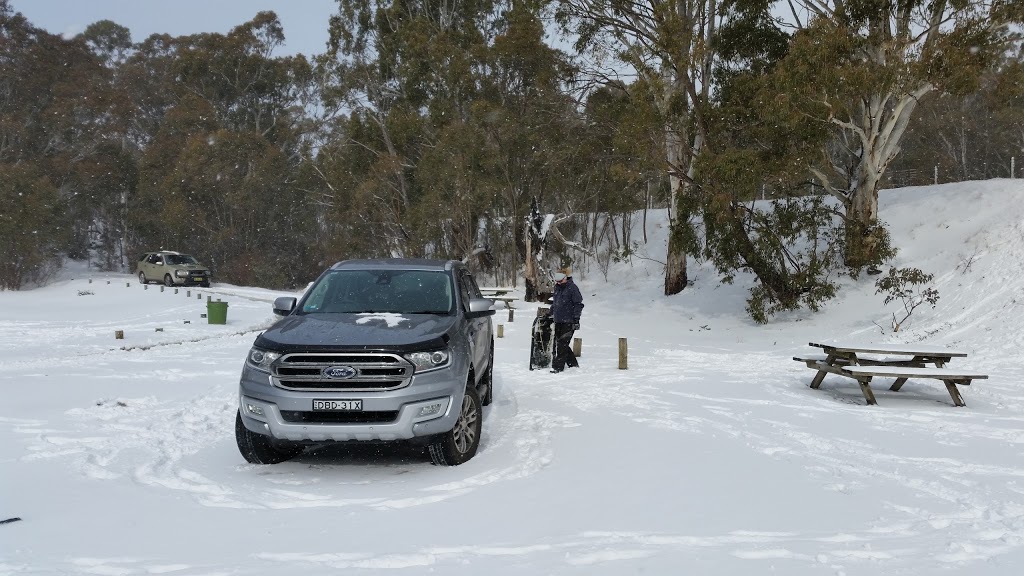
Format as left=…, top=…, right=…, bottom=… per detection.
left=3, top=180, right=1024, bottom=575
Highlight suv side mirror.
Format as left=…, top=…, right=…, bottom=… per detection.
left=465, top=298, right=496, bottom=319
left=273, top=297, right=296, bottom=316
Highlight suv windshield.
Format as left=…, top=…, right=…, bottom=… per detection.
left=301, top=270, right=454, bottom=315
left=165, top=254, right=199, bottom=265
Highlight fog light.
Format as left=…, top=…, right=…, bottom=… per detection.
left=417, top=403, right=444, bottom=418
left=245, top=403, right=264, bottom=416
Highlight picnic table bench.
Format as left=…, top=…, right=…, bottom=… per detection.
left=794, top=342, right=987, bottom=407
left=480, top=287, right=514, bottom=296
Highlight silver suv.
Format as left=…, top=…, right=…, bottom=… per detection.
left=136, top=251, right=212, bottom=287
left=235, top=259, right=496, bottom=466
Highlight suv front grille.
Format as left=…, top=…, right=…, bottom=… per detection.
left=272, top=353, right=413, bottom=392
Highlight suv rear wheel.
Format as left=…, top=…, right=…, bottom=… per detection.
left=138, top=271, right=147, bottom=284
left=235, top=412, right=304, bottom=464
left=428, top=382, right=481, bottom=466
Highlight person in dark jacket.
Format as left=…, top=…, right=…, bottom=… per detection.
left=549, top=267, right=583, bottom=373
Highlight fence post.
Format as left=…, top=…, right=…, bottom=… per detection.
left=934, top=165, right=938, bottom=185
left=1012, top=157, right=1016, bottom=179
left=618, top=338, right=628, bottom=370
left=508, top=308, right=514, bottom=323
left=114, top=330, right=124, bottom=340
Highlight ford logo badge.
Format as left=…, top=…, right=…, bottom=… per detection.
left=323, top=365, right=357, bottom=379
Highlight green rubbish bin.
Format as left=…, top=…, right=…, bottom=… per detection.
left=207, top=300, right=228, bottom=325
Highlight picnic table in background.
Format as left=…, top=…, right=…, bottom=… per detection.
left=480, top=287, right=517, bottom=308
left=794, top=342, right=988, bottom=407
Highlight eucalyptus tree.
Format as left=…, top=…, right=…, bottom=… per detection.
left=128, top=13, right=319, bottom=286
left=0, top=164, right=68, bottom=289
left=555, top=0, right=724, bottom=295
left=319, top=0, right=504, bottom=256
left=779, top=0, right=1024, bottom=267
left=0, top=2, right=123, bottom=268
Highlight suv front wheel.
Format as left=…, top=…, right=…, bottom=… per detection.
left=428, top=382, right=481, bottom=466
left=164, top=274, right=174, bottom=287
left=235, top=412, right=304, bottom=464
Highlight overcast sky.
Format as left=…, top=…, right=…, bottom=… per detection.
left=10, top=0, right=338, bottom=57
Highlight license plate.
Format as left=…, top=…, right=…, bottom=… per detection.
left=312, top=399, right=363, bottom=411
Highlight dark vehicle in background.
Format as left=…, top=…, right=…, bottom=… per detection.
left=136, top=251, right=212, bottom=287
left=235, top=258, right=496, bottom=466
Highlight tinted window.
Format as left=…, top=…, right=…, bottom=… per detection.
left=300, top=270, right=454, bottom=315
left=165, top=254, right=199, bottom=265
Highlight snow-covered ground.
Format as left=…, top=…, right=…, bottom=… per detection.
left=4, top=180, right=1024, bottom=575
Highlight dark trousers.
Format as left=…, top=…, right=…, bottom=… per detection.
left=552, top=322, right=579, bottom=371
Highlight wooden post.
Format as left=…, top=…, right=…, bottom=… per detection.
left=197, top=294, right=201, bottom=300
left=207, top=295, right=212, bottom=303
left=114, top=330, right=124, bottom=340
left=508, top=308, right=514, bottom=322
left=573, top=337, right=582, bottom=357
left=174, top=288, right=178, bottom=294
left=155, top=328, right=164, bottom=332
left=160, top=285, right=164, bottom=292
left=144, top=285, right=148, bottom=290
left=107, top=280, right=110, bottom=284
left=186, top=290, right=190, bottom=297
left=618, top=338, right=628, bottom=370
left=497, top=325, right=504, bottom=338
left=88, top=279, right=92, bottom=284
left=126, top=282, right=131, bottom=287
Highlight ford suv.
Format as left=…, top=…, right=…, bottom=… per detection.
left=235, top=259, right=496, bottom=466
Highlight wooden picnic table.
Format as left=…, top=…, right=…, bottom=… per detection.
left=794, top=342, right=986, bottom=407
left=488, top=295, right=518, bottom=309
left=479, top=287, right=514, bottom=296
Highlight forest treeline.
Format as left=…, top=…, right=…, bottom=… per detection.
left=1, top=0, right=1021, bottom=321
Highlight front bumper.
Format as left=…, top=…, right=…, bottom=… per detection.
left=237, top=363, right=465, bottom=442
left=171, top=274, right=210, bottom=286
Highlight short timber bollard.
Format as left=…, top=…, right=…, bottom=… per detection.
left=88, top=279, right=92, bottom=284
left=144, top=285, right=148, bottom=290
left=497, top=325, right=504, bottom=338
left=174, top=288, right=178, bottom=294
left=155, top=328, right=163, bottom=332
left=207, top=295, right=211, bottom=303
left=618, top=338, right=628, bottom=370
left=160, top=285, right=164, bottom=292
left=508, top=308, right=514, bottom=323
left=126, top=282, right=131, bottom=288
left=197, top=294, right=201, bottom=300
left=573, top=337, right=582, bottom=357
left=114, top=330, right=124, bottom=340
left=107, top=280, right=110, bottom=284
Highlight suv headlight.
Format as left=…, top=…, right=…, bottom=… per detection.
left=404, top=349, right=450, bottom=373
left=247, top=347, right=281, bottom=373
left=175, top=270, right=189, bottom=277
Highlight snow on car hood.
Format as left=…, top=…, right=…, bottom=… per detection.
left=254, top=312, right=459, bottom=353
